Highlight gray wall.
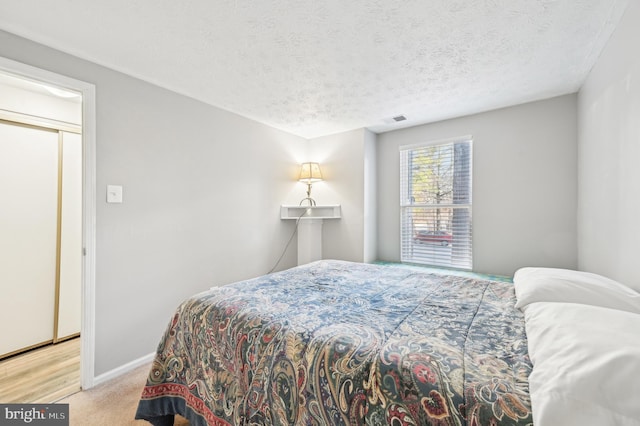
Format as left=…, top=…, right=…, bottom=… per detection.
left=7, top=7, right=632, bottom=376
left=0, top=30, right=306, bottom=376
left=578, top=2, right=640, bottom=290
left=377, top=95, right=578, bottom=276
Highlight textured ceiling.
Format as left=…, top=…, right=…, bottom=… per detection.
left=0, top=0, right=629, bottom=139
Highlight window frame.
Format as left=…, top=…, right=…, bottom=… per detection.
left=399, top=136, right=473, bottom=270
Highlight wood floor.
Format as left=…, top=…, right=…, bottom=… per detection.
left=0, top=337, right=81, bottom=403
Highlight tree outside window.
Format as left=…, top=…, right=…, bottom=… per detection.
left=400, top=138, right=472, bottom=269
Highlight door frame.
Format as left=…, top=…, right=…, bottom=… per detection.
left=0, top=56, right=97, bottom=389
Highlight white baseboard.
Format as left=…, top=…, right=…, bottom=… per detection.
left=92, top=352, right=155, bottom=387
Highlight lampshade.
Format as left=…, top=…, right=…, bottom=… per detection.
left=298, top=162, right=323, bottom=183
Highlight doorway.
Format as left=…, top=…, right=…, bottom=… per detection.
left=0, top=57, right=96, bottom=393
left=0, top=115, right=82, bottom=354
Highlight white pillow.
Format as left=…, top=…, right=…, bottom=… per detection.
left=524, top=302, right=640, bottom=426
left=513, top=267, right=640, bottom=314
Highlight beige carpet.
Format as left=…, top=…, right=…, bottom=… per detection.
left=58, top=363, right=189, bottom=426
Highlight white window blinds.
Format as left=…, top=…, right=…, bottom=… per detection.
left=400, top=137, right=472, bottom=269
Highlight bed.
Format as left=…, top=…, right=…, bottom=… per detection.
left=512, top=268, right=640, bottom=426
left=136, top=260, right=533, bottom=425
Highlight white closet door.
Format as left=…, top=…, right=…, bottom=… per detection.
left=0, top=121, right=58, bottom=357
left=57, top=131, right=82, bottom=340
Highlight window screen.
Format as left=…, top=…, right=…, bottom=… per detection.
left=400, top=137, right=472, bottom=269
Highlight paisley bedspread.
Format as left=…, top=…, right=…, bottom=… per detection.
left=136, top=260, right=532, bottom=425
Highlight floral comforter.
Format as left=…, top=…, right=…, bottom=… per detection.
left=136, top=260, right=532, bottom=425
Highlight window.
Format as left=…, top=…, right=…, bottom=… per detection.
left=400, top=137, right=472, bottom=269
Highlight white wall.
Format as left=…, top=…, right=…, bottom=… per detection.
left=378, top=95, right=578, bottom=276
left=0, top=30, right=306, bottom=376
left=0, top=79, right=81, bottom=124
left=578, top=2, right=640, bottom=290
left=363, top=130, right=377, bottom=263
left=299, top=128, right=376, bottom=263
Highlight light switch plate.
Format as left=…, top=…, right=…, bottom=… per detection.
left=106, top=185, right=123, bottom=203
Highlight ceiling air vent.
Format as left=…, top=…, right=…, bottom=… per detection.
left=382, top=115, right=408, bottom=124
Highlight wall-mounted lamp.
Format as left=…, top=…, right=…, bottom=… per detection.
left=298, top=162, right=323, bottom=206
